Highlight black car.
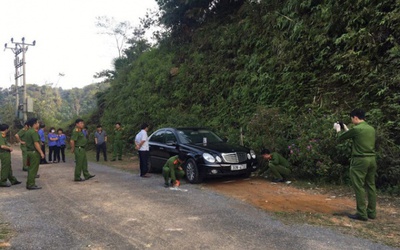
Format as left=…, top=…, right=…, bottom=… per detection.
left=148, top=127, right=258, bottom=183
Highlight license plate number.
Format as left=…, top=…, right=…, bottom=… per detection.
left=231, top=164, right=247, bottom=171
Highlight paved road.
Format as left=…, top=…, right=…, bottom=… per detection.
left=0, top=150, right=395, bottom=250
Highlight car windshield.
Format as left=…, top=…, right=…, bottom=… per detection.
left=177, top=128, right=224, bottom=144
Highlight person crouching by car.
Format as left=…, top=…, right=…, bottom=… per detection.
left=162, top=152, right=186, bottom=188
left=259, top=149, right=291, bottom=183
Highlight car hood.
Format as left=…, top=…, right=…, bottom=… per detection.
left=184, top=142, right=250, bottom=154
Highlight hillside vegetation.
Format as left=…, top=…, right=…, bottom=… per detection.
left=96, top=0, right=400, bottom=193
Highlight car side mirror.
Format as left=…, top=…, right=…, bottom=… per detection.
left=166, top=141, right=177, bottom=146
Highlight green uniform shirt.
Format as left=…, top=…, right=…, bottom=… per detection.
left=17, top=128, right=28, bottom=141
left=270, top=152, right=290, bottom=167
left=25, top=128, right=40, bottom=151
left=114, top=128, right=123, bottom=141
left=163, top=155, right=183, bottom=181
left=71, top=128, right=87, bottom=147
left=338, top=121, right=376, bottom=157
left=0, top=135, right=9, bottom=153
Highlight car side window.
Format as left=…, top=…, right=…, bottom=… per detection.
left=165, top=131, right=177, bottom=144
left=149, top=130, right=165, bottom=143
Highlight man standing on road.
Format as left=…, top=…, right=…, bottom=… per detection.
left=25, top=118, right=45, bottom=190
left=15, top=122, right=29, bottom=171
left=335, top=108, right=377, bottom=221
left=70, top=119, right=95, bottom=182
left=0, top=124, right=22, bottom=187
left=94, top=125, right=108, bottom=162
left=38, top=123, right=48, bottom=164
left=162, top=152, right=186, bottom=188
left=112, top=122, right=123, bottom=161
left=135, top=123, right=150, bottom=177
left=259, top=149, right=291, bottom=183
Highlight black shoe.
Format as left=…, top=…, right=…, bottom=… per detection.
left=348, top=214, right=368, bottom=221
left=368, top=215, right=376, bottom=220
left=22, top=168, right=28, bottom=172
left=63, top=160, right=66, bottom=162
left=35, top=175, right=40, bottom=178
left=118, top=158, right=122, bottom=161
left=74, top=178, right=85, bottom=182
left=164, top=183, right=169, bottom=188
left=27, top=185, right=42, bottom=190
left=111, top=159, right=116, bottom=161
left=12, top=181, right=22, bottom=185
left=0, top=183, right=11, bottom=187
left=272, top=178, right=284, bottom=183
left=85, top=175, right=95, bottom=180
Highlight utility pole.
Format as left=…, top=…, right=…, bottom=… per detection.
left=4, top=37, right=36, bottom=122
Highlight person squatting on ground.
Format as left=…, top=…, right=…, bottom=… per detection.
left=162, top=152, right=186, bottom=188
left=0, top=124, right=21, bottom=187
left=48, top=127, right=59, bottom=163
left=259, top=149, right=291, bottom=183
left=112, top=122, right=123, bottom=161
left=334, top=108, right=377, bottom=222
left=15, top=122, right=29, bottom=171
left=70, top=118, right=95, bottom=182
left=38, top=123, right=48, bottom=164
left=135, top=123, right=150, bottom=177
left=56, top=128, right=66, bottom=162
left=25, top=118, right=45, bottom=190
left=94, top=125, right=108, bottom=162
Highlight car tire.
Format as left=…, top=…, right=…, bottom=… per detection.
left=185, top=158, right=204, bottom=184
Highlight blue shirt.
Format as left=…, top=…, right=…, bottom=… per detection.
left=57, top=134, right=66, bottom=146
left=48, top=133, right=58, bottom=147
left=38, top=129, right=45, bottom=142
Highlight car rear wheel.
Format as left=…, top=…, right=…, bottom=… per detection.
left=185, top=158, right=204, bottom=184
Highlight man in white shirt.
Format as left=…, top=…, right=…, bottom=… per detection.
left=135, top=123, right=150, bottom=177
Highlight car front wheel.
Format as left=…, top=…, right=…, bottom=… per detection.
left=185, top=158, right=204, bottom=184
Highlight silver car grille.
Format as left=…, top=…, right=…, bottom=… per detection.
left=221, top=152, right=247, bottom=163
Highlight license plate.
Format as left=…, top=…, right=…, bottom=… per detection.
left=231, top=164, right=247, bottom=171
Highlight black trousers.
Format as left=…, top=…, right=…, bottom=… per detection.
left=49, top=146, right=58, bottom=162
left=96, top=142, right=107, bottom=161
left=40, top=143, right=47, bottom=164
left=57, top=145, right=66, bottom=162
left=138, top=151, right=149, bottom=176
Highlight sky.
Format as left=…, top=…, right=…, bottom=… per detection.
left=0, top=0, right=159, bottom=89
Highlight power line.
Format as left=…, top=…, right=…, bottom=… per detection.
left=4, top=37, right=36, bottom=122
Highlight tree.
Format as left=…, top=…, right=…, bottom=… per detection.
left=95, top=16, right=133, bottom=58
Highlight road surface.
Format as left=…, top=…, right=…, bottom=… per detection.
left=0, top=150, right=394, bottom=250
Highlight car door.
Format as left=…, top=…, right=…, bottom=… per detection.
left=149, top=129, right=167, bottom=171
left=164, top=129, right=180, bottom=159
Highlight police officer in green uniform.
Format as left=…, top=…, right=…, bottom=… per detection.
left=335, top=109, right=377, bottom=221
left=259, top=149, right=291, bottom=182
left=162, top=152, right=186, bottom=188
left=15, top=122, right=29, bottom=171
left=0, top=124, right=22, bottom=187
left=25, top=118, right=45, bottom=190
left=112, top=122, right=123, bottom=161
left=70, top=118, right=95, bottom=181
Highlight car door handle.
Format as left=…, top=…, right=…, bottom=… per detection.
left=159, top=147, right=165, bottom=150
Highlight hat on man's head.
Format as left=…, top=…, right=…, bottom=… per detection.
left=178, top=152, right=187, bottom=161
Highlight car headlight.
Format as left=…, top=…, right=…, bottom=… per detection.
left=215, top=156, right=222, bottom=162
left=247, top=153, right=251, bottom=160
left=203, top=153, right=215, bottom=163
left=250, top=150, right=256, bottom=159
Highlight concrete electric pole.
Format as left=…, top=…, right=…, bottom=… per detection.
left=4, top=37, right=36, bottom=122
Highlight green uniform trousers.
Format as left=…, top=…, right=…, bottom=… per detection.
left=0, top=152, right=18, bottom=185
left=269, top=163, right=291, bottom=180
left=74, top=148, right=90, bottom=180
left=350, top=156, right=377, bottom=219
left=162, top=166, right=185, bottom=185
left=112, top=140, right=123, bottom=160
left=21, top=145, right=28, bottom=171
left=26, top=151, right=40, bottom=188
